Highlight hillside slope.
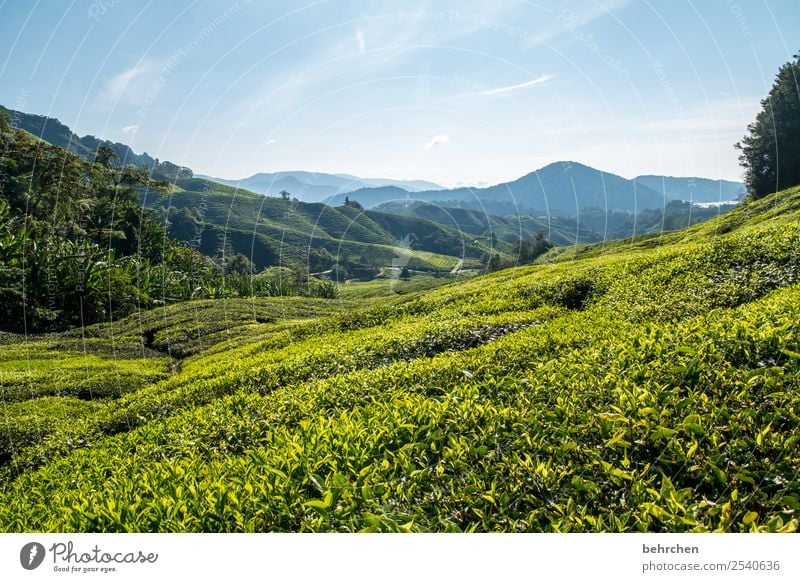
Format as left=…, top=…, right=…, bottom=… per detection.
left=153, top=178, right=495, bottom=273
left=0, top=106, right=191, bottom=179
left=1, top=185, right=798, bottom=532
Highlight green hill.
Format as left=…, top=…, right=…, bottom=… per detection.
left=374, top=198, right=738, bottom=246
left=0, top=106, right=192, bottom=180
left=154, top=178, right=496, bottom=275
left=1, top=182, right=798, bottom=532
left=0, top=106, right=505, bottom=278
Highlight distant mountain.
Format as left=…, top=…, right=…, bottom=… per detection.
left=633, top=175, right=745, bottom=203
left=324, top=186, right=418, bottom=208
left=0, top=105, right=192, bottom=180
left=328, top=162, right=668, bottom=214
left=198, top=171, right=444, bottom=203
left=333, top=173, right=444, bottom=192
left=0, top=106, right=493, bottom=276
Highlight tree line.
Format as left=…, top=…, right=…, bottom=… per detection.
left=0, top=113, right=335, bottom=333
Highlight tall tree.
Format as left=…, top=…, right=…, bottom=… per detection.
left=94, top=142, right=119, bottom=168
left=736, top=52, right=800, bottom=198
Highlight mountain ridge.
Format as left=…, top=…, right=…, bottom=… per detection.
left=2, top=105, right=744, bottom=214
left=197, top=171, right=444, bottom=202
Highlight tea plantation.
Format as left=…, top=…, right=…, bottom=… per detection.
left=0, top=187, right=798, bottom=532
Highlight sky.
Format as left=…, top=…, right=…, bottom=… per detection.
left=0, top=0, right=798, bottom=188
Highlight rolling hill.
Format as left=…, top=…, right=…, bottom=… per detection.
left=373, top=200, right=603, bottom=246
left=1, top=183, right=798, bottom=532
left=375, top=199, right=738, bottom=245
left=0, top=105, right=191, bottom=179
left=199, top=171, right=443, bottom=203
left=634, top=175, right=746, bottom=203
left=1, top=104, right=742, bottom=276
left=0, top=107, right=496, bottom=278
left=148, top=177, right=496, bottom=276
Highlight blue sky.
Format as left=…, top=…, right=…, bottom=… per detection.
left=1, top=0, right=798, bottom=187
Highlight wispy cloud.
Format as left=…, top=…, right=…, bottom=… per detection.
left=531, top=0, right=634, bottom=45
left=100, top=61, right=160, bottom=107
left=424, top=134, right=451, bottom=149
left=121, top=124, right=139, bottom=136
left=356, top=28, right=366, bottom=55
left=464, top=74, right=554, bottom=98
left=232, top=4, right=517, bottom=122
left=436, top=74, right=554, bottom=105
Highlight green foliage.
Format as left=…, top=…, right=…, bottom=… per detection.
left=736, top=52, right=800, bottom=198
left=512, top=231, right=554, bottom=265
left=0, top=125, right=309, bottom=332
left=0, top=175, right=799, bottom=533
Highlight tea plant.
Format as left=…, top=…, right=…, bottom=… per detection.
left=0, top=186, right=799, bottom=532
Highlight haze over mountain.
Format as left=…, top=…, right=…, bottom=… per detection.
left=633, top=175, right=746, bottom=204
left=326, top=162, right=710, bottom=215
left=198, top=172, right=444, bottom=203
left=4, top=104, right=744, bottom=219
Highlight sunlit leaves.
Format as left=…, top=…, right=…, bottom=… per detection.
left=1, top=187, right=799, bottom=532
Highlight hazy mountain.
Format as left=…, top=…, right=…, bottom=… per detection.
left=328, top=162, right=668, bottom=214
left=198, top=171, right=444, bottom=203
left=333, top=173, right=444, bottom=192
left=633, top=175, right=745, bottom=203
left=0, top=106, right=492, bottom=276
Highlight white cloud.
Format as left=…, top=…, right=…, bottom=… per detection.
left=356, top=28, right=366, bottom=55
left=464, top=74, right=554, bottom=98
left=122, top=124, right=139, bottom=136
left=424, top=134, right=451, bottom=149
left=265, top=138, right=278, bottom=145
left=100, top=62, right=159, bottom=107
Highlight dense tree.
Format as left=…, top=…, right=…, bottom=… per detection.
left=0, top=123, right=231, bottom=331
left=342, top=196, right=364, bottom=210
left=736, top=52, right=800, bottom=198
left=94, top=143, right=118, bottom=168
left=224, top=252, right=254, bottom=276
left=512, top=231, right=554, bottom=264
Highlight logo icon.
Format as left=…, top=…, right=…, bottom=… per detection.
left=20, top=542, right=46, bottom=570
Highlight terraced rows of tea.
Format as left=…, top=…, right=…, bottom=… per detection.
left=1, top=187, right=799, bottom=532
